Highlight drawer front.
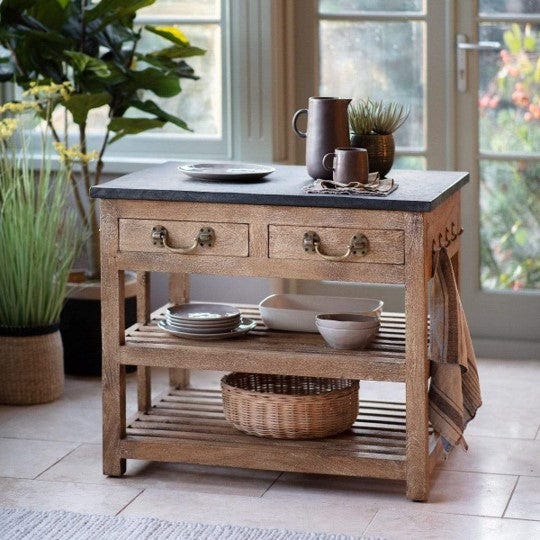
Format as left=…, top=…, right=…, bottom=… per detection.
left=119, top=219, right=249, bottom=257
left=269, top=225, right=404, bottom=264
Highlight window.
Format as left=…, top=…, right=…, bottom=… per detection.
left=102, top=0, right=228, bottom=166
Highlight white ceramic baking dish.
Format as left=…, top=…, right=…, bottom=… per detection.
left=258, top=294, right=383, bottom=333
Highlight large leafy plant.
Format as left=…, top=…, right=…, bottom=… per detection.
left=0, top=0, right=205, bottom=279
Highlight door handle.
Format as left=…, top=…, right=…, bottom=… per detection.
left=456, top=34, right=502, bottom=93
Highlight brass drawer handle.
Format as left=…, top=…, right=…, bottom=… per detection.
left=151, top=225, right=215, bottom=254
left=303, top=231, right=369, bottom=261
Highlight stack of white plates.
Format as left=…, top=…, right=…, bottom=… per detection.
left=158, top=303, right=256, bottom=340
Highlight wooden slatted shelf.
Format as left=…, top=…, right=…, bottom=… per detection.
left=122, top=387, right=436, bottom=481
left=123, top=304, right=407, bottom=382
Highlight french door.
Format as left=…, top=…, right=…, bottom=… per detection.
left=290, top=0, right=539, bottom=357
left=456, top=0, right=539, bottom=357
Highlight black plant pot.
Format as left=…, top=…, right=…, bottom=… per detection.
left=60, top=295, right=137, bottom=376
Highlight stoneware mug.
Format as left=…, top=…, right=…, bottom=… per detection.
left=322, top=147, right=370, bottom=184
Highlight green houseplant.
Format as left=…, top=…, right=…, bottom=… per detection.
left=349, top=98, right=409, bottom=177
left=0, top=0, right=205, bottom=375
left=0, top=0, right=204, bottom=279
left=0, top=105, right=83, bottom=404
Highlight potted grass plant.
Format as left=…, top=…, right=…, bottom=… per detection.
left=0, top=106, right=84, bottom=405
left=349, top=98, right=409, bottom=177
left=0, top=0, right=205, bottom=375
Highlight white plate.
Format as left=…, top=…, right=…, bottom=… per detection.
left=166, top=303, right=240, bottom=322
left=164, top=318, right=239, bottom=334
left=258, top=294, right=384, bottom=333
left=158, top=317, right=257, bottom=340
left=179, top=162, right=275, bottom=181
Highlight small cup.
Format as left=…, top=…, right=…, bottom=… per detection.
left=322, top=147, right=369, bottom=184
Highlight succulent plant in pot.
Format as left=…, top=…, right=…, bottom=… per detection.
left=349, top=99, right=409, bottom=178
left=0, top=107, right=85, bottom=405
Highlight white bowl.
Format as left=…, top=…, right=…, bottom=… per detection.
left=259, top=294, right=383, bottom=333
left=315, top=313, right=380, bottom=330
left=316, top=320, right=379, bottom=350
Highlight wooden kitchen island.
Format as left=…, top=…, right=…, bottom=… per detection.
left=90, top=163, right=469, bottom=501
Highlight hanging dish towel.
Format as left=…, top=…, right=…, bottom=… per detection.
left=429, top=247, right=482, bottom=452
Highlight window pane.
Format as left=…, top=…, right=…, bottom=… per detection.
left=320, top=0, right=422, bottom=13
left=480, top=160, right=540, bottom=291
left=139, top=0, right=220, bottom=19
left=479, top=23, right=539, bottom=154
left=393, top=156, right=426, bottom=170
left=479, top=0, right=538, bottom=15
left=319, top=21, right=424, bottom=147
left=137, top=24, right=222, bottom=135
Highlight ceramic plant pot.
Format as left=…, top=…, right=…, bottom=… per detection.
left=0, top=324, right=64, bottom=405
left=60, top=273, right=137, bottom=376
left=351, top=133, right=395, bottom=178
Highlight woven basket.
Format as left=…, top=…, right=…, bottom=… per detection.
left=0, top=327, right=64, bottom=405
left=351, top=133, right=395, bottom=178
left=221, top=373, right=359, bottom=439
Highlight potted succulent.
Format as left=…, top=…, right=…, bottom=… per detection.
left=0, top=0, right=205, bottom=375
left=349, top=99, right=409, bottom=177
left=0, top=104, right=84, bottom=404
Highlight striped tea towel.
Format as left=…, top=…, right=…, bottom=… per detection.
left=428, top=247, right=482, bottom=452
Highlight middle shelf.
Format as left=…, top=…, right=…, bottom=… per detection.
left=123, top=304, right=407, bottom=381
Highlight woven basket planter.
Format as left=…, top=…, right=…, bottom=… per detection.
left=221, top=373, right=359, bottom=439
left=351, top=133, right=395, bottom=178
left=0, top=325, right=64, bottom=405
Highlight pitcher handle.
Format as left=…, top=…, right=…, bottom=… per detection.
left=292, top=108, right=308, bottom=138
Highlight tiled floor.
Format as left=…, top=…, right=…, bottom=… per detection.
left=0, top=360, right=539, bottom=539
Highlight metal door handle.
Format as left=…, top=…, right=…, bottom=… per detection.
left=457, top=41, right=501, bottom=51
left=456, top=34, right=502, bottom=93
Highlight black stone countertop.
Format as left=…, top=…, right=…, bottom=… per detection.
left=90, top=162, right=469, bottom=212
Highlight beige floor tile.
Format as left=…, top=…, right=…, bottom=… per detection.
left=0, top=478, right=142, bottom=516
left=40, top=443, right=280, bottom=496
left=464, top=401, right=539, bottom=440
left=441, top=436, right=539, bottom=476
left=478, top=358, right=540, bottom=382
left=0, top=402, right=101, bottom=443
left=364, top=508, right=540, bottom=540
left=505, top=476, right=540, bottom=521
left=269, top=469, right=517, bottom=518
left=119, top=488, right=376, bottom=536
left=0, top=438, right=79, bottom=479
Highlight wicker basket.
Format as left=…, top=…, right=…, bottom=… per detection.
left=0, top=326, right=64, bottom=405
left=221, top=373, right=359, bottom=439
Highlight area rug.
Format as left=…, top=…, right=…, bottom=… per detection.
left=0, top=507, right=378, bottom=540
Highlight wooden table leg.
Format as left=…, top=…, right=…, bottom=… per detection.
left=136, top=271, right=152, bottom=412
left=404, top=213, right=430, bottom=501
left=101, top=205, right=126, bottom=476
left=169, top=273, right=190, bottom=389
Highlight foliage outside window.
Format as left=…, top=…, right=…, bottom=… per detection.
left=478, top=23, right=539, bottom=290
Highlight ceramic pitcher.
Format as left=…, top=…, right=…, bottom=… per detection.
left=292, top=97, right=352, bottom=179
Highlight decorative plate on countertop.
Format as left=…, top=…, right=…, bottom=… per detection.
left=179, top=162, right=275, bottom=181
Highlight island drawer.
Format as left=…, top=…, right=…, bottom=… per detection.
left=118, top=219, right=249, bottom=257
left=268, top=225, right=404, bottom=264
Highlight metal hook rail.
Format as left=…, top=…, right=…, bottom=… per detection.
left=432, top=222, right=463, bottom=253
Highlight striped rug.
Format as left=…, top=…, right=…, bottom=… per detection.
left=0, top=507, right=379, bottom=540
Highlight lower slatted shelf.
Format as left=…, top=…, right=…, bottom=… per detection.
left=121, top=388, right=437, bottom=481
